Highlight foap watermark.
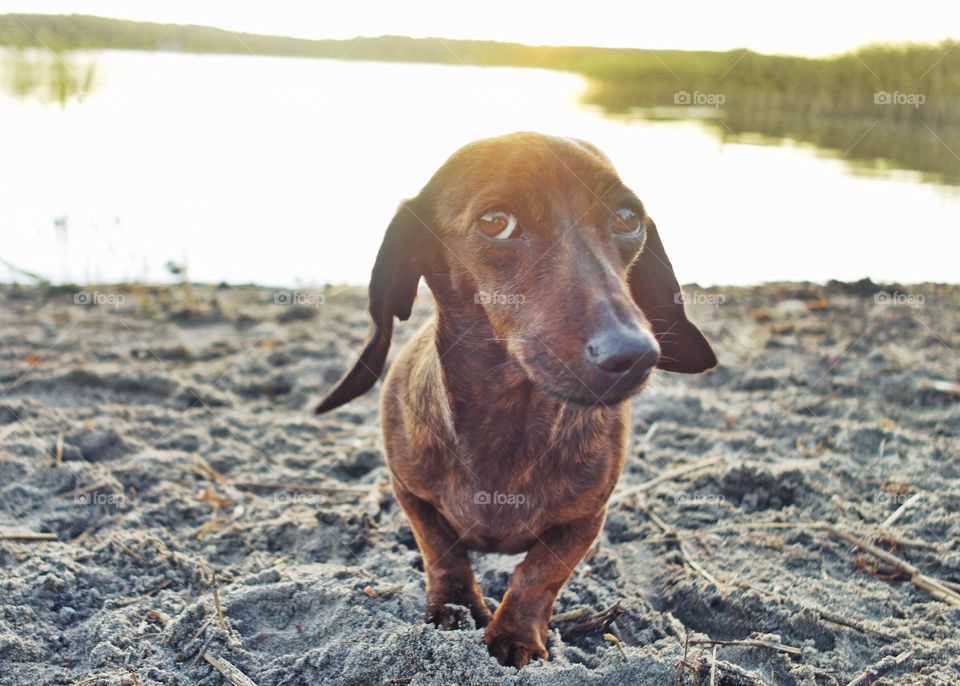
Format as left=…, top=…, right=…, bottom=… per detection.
left=273, top=290, right=326, bottom=307
left=75, top=491, right=126, bottom=506
left=873, top=491, right=913, bottom=506
left=674, top=492, right=725, bottom=506
left=474, top=291, right=526, bottom=307
left=474, top=491, right=526, bottom=508
left=874, top=291, right=924, bottom=308
left=674, top=290, right=726, bottom=307
left=674, top=90, right=725, bottom=108
left=274, top=490, right=324, bottom=507
left=874, top=91, right=925, bottom=108
left=74, top=290, right=125, bottom=308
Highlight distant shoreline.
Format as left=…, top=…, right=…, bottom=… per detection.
left=2, top=14, right=959, bottom=183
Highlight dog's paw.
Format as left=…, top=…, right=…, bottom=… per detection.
left=427, top=593, right=492, bottom=629
left=484, top=630, right=548, bottom=668
left=427, top=603, right=474, bottom=630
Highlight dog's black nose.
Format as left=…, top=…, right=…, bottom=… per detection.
left=586, top=328, right=660, bottom=378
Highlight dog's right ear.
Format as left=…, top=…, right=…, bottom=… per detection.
left=315, top=201, right=432, bottom=414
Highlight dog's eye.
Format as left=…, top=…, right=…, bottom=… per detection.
left=610, top=207, right=643, bottom=236
left=475, top=211, right=521, bottom=240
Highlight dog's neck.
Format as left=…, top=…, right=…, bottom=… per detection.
left=434, top=307, right=531, bottom=402
left=431, top=306, right=609, bottom=462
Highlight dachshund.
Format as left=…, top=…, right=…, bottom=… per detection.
left=315, top=132, right=716, bottom=668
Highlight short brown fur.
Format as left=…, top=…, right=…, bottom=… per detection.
left=316, top=133, right=716, bottom=667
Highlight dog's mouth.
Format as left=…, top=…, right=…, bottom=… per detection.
left=540, top=382, right=646, bottom=407
left=538, top=368, right=652, bottom=406
left=512, top=339, right=654, bottom=407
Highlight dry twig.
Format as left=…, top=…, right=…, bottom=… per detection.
left=880, top=493, right=921, bottom=529
left=639, top=519, right=955, bottom=605
left=844, top=650, right=914, bottom=686
left=603, top=632, right=627, bottom=660
left=642, top=505, right=723, bottom=587
left=115, top=579, right=173, bottom=607
left=690, top=638, right=802, bottom=656
left=610, top=455, right=725, bottom=505
left=551, top=602, right=624, bottom=641
left=822, top=524, right=960, bottom=607
left=147, top=606, right=257, bottom=685
left=0, top=531, right=58, bottom=541
left=202, top=653, right=258, bottom=686
left=233, top=480, right=367, bottom=496
left=212, top=571, right=229, bottom=634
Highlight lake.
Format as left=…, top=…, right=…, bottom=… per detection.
left=2, top=50, right=958, bottom=287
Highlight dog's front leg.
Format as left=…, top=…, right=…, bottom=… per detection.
left=393, top=485, right=492, bottom=629
left=484, top=513, right=605, bottom=668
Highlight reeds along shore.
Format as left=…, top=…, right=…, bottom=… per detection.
left=574, top=42, right=960, bottom=183
left=573, top=43, right=959, bottom=124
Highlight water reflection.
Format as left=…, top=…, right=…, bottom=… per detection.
left=585, top=93, right=960, bottom=188
left=1, top=48, right=97, bottom=106
left=716, top=113, right=960, bottom=187
left=3, top=48, right=955, bottom=184
left=0, top=52, right=956, bottom=287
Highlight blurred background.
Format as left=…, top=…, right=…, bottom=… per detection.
left=1, top=1, right=958, bottom=287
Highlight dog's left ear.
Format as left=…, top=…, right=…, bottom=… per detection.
left=628, top=217, right=717, bottom=373
left=315, top=200, right=434, bottom=414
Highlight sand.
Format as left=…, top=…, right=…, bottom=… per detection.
left=0, top=280, right=958, bottom=685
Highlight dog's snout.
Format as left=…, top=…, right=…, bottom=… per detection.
left=586, top=328, right=660, bottom=378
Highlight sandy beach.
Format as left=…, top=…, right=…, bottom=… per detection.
left=1, top=280, right=958, bottom=685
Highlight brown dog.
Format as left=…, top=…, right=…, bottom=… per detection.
left=315, top=132, right=716, bottom=668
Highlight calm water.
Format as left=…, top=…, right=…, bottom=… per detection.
left=2, top=50, right=958, bottom=286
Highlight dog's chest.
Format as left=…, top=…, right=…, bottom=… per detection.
left=436, top=430, right=615, bottom=552
left=386, top=356, right=629, bottom=552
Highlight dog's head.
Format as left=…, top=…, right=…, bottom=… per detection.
left=316, top=132, right=716, bottom=413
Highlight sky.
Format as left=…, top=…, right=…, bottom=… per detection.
left=0, top=0, right=955, bottom=56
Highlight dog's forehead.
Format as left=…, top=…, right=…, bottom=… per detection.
left=464, top=133, right=613, bottom=171
left=421, top=135, right=625, bottom=229
left=441, top=133, right=619, bottom=189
